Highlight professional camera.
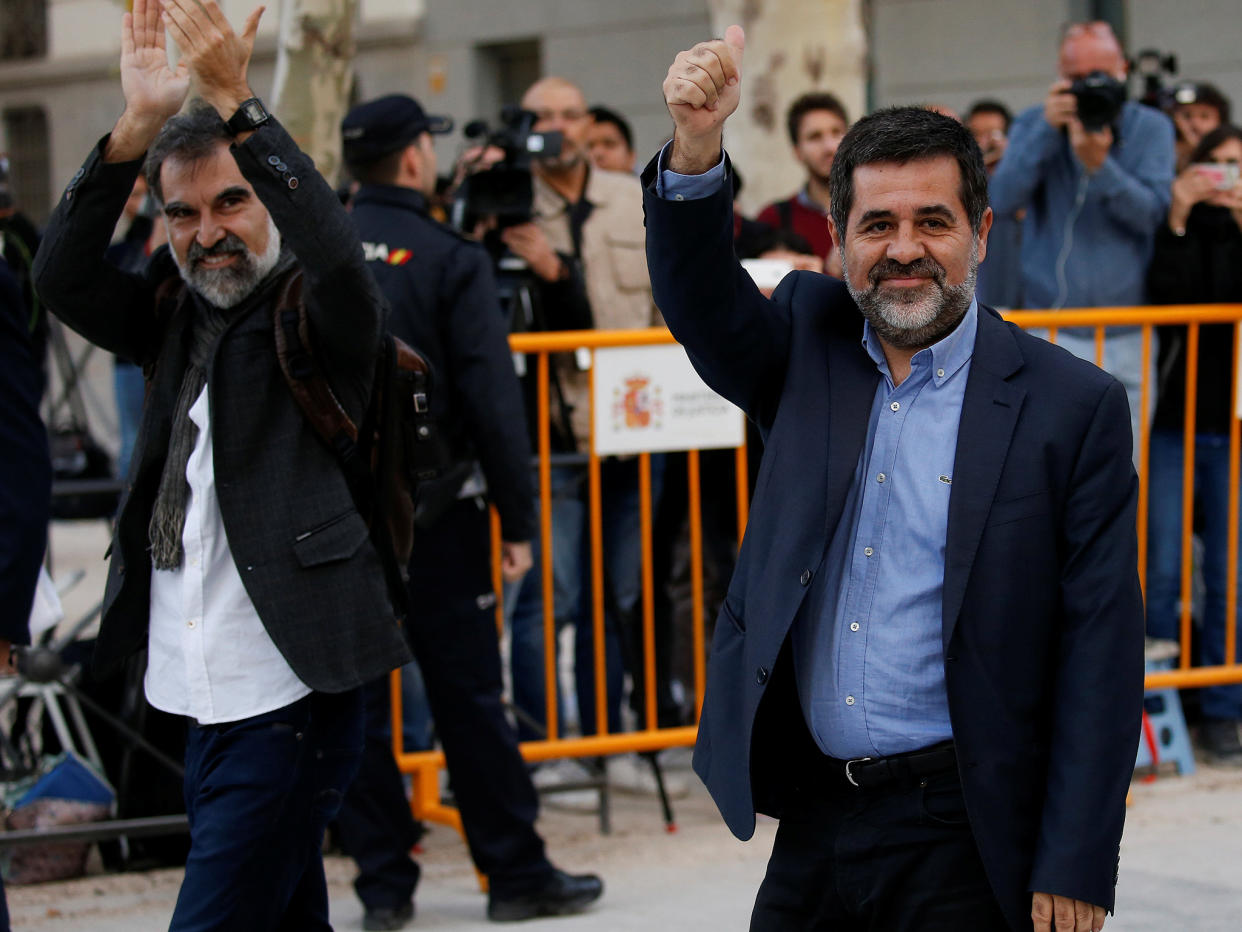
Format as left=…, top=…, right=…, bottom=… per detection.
left=1070, top=71, right=1127, bottom=131
left=452, top=106, right=562, bottom=231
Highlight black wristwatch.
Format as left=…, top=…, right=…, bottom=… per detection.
left=225, top=97, right=271, bottom=136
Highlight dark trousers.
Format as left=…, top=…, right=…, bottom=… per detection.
left=335, top=497, right=553, bottom=909
left=169, top=689, right=364, bottom=932
left=751, top=767, right=1008, bottom=931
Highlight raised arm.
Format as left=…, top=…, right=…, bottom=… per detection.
left=644, top=26, right=790, bottom=427
left=33, top=0, right=190, bottom=361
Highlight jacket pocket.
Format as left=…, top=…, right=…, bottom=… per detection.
left=720, top=594, right=746, bottom=634
left=293, top=509, right=370, bottom=567
left=606, top=234, right=650, bottom=292
left=985, top=489, right=1052, bottom=529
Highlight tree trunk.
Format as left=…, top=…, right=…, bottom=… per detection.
left=269, top=0, right=359, bottom=185
left=705, top=0, right=867, bottom=216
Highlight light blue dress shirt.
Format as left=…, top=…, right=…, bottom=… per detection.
left=794, top=306, right=975, bottom=759
left=660, top=146, right=975, bottom=759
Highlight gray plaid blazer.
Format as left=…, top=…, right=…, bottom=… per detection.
left=34, top=117, right=411, bottom=692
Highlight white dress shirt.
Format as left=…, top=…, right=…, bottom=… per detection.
left=145, top=387, right=311, bottom=724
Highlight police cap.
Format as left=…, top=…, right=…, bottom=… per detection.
left=341, top=95, right=454, bottom=164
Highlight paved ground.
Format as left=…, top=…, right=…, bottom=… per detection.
left=6, top=755, right=1242, bottom=931
left=8, top=521, right=1242, bottom=929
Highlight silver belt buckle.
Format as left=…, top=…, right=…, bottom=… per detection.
left=844, top=756, right=873, bottom=787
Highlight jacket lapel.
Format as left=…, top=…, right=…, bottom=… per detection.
left=942, top=307, right=1025, bottom=649
left=824, top=329, right=879, bottom=538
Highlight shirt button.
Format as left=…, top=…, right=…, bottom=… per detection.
left=876, top=473, right=886, bottom=484
left=800, top=569, right=812, bottom=585
left=937, top=368, right=945, bottom=378
left=674, top=194, right=685, bottom=201
left=863, top=547, right=873, bottom=557
left=850, top=622, right=860, bottom=632
left=890, top=401, right=900, bottom=412
left=755, top=667, right=769, bottom=685
left=845, top=695, right=855, bottom=706
left=288, top=177, right=299, bottom=189
left=187, top=618, right=198, bottom=629
left=268, top=155, right=281, bottom=166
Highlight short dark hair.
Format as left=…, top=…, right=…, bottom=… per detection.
left=588, top=105, right=634, bottom=152
left=966, top=99, right=1013, bottom=132
left=828, top=106, right=990, bottom=236
left=144, top=101, right=232, bottom=204
left=345, top=147, right=407, bottom=186
left=1190, top=123, right=1242, bottom=164
left=786, top=92, right=849, bottom=145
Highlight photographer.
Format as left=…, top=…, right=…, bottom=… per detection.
left=1146, top=124, right=1242, bottom=763
left=492, top=76, right=661, bottom=749
left=991, top=20, right=1175, bottom=455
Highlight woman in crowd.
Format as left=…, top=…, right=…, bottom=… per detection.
left=1147, top=123, right=1242, bottom=763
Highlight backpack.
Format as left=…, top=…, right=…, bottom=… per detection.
left=151, top=267, right=448, bottom=619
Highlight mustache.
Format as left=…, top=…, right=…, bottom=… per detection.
left=867, top=257, right=946, bottom=288
left=186, top=233, right=248, bottom=266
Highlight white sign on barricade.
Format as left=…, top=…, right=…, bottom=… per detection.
left=592, top=344, right=744, bottom=456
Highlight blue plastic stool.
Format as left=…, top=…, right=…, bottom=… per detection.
left=1135, top=641, right=1196, bottom=775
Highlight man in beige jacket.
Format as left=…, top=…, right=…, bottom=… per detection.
left=499, top=77, right=660, bottom=749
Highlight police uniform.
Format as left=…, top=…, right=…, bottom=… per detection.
left=333, top=95, right=601, bottom=926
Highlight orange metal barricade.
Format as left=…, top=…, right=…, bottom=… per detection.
left=391, top=305, right=1242, bottom=829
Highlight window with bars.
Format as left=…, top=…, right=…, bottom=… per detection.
left=3, top=107, right=51, bottom=226
left=0, top=0, right=49, bottom=61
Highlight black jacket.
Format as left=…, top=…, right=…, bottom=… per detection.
left=1148, top=205, right=1242, bottom=435
left=0, top=257, right=49, bottom=642
left=349, top=184, right=535, bottom=542
left=33, top=119, right=411, bottom=691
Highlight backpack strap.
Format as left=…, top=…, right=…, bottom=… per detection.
left=271, top=275, right=412, bottom=621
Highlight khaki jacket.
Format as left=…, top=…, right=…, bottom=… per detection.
left=533, top=168, right=659, bottom=453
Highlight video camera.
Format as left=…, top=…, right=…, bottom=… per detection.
left=1131, top=48, right=1179, bottom=111
left=452, top=106, right=562, bottom=232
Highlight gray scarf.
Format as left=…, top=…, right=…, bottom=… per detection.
left=148, top=251, right=297, bottom=569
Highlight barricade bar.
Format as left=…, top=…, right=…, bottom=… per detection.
left=391, top=302, right=1242, bottom=837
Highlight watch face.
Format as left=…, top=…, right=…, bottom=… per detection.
left=243, top=100, right=266, bottom=123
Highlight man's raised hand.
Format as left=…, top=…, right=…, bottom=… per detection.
left=663, top=25, right=745, bottom=174
left=161, top=0, right=264, bottom=121
left=106, top=0, right=190, bottom=162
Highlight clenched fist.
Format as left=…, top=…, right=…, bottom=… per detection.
left=663, top=25, right=746, bottom=174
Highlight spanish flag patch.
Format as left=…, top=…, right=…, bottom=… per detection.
left=387, top=249, right=412, bottom=266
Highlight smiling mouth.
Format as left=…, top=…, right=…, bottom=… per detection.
left=879, top=276, right=934, bottom=287
left=195, top=253, right=240, bottom=270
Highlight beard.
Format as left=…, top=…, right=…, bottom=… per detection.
left=173, top=216, right=282, bottom=309
left=843, top=242, right=978, bottom=350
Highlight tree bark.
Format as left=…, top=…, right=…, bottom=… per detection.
left=269, top=0, right=359, bottom=185
left=705, top=0, right=867, bottom=216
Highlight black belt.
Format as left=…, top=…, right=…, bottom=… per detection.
left=818, top=741, right=958, bottom=792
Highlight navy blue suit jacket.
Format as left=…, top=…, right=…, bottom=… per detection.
left=641, top=161, right=1144, bottom=930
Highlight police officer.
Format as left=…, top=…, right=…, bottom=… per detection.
left=332, top=94, right=604, bottom=929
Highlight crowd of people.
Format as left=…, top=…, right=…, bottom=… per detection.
left=1, top=1, right=1241, bottom=930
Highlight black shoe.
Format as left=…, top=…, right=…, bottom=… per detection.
left=1200, top=719, right=1242, bottom=765
left=487, top=869, right=604, bottom=922
left=363, top=901, right=414, bottom=931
